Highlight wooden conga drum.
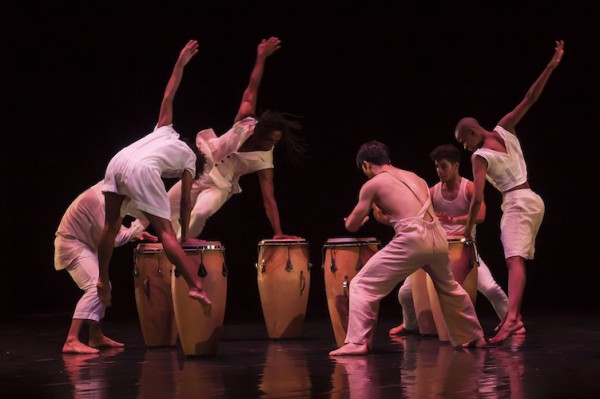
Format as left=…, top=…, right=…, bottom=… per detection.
left=413, top=238, right=479, bottom=341
left=257, top=239, right=311, bottom=339
left=171, top=241, right=227, bottom=356
left=322, top=237, right=380, bottom=347
left=133, top=243, right=178, bottom=347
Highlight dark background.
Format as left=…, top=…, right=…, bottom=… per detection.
left=2, top=1, right=598, bottom=325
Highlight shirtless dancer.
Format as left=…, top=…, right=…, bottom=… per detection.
left=97, top=40, right=210, bottom=308
left=55, top=181, right=156, bottom=353
left=455, top=40, right=564, bottom=343
left=330, top=141, right=485, bottom=356
left=167, top=37, right=300, bottom=240
left=389, top=144, right=513, bottom=336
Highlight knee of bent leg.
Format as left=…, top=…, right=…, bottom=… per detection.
left=398, top=283, right=413, bottom=305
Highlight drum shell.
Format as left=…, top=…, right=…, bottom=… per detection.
left=257, top=239, right=311, bottom=339
left=412, top=239, right=479, bottom=341
left=322, top=237, right=380, bottom=347
left=133, top=243, right=178, bottom=347
left=171, top=244, right=227, bottom=356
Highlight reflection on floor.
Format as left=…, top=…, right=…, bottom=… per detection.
left=2, top=312, right=600, bottom=398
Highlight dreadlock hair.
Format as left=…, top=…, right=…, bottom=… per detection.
left=255, top=110, right=307, bottom=167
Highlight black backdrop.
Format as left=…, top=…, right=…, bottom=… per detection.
left=2, top=1, right=598, bottom=323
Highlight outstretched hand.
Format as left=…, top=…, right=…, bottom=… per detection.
left=139, top=232, right=158, bottom=242
left=257, top=37, right=281, bottom=59
left=273, top=233, right=302, bottom=240
left=548, top=40, right=564, bottom=69
left=178, top=39, right=199, bottom=66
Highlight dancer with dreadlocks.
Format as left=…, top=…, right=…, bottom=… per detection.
left=167, top=36, right=304, bottom=239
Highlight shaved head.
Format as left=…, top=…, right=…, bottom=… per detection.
left=455, top=117, right=481, bottom=137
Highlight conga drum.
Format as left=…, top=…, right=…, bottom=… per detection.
left=448, top=238, right=478, bottom=304
left=257, top=239, right=311, bottom=339
left=133, top=243, right=178, bottom=347
left=171, top=241, right=227, bottom=356
left=414, top=238, right=479, bottom=341
left=322, top=237, right=380, bottom=347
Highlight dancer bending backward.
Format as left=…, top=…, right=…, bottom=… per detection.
left=455, top=40, right=564, bottom=344
left=55, top=181, right=157, bottom=354
left=389, top=144, right=512, bottom=336
left=97, top=40, right=211, bottom=308
left=167, top=37, right=301, bottom=240
left=330, top=141, right=485, bottom=356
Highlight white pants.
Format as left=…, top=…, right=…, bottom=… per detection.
left=346, top=217, right=483, bottom=347
left=66, top=247, right=105, bottom=322
left=398, top=257, right=508, bottom=328
left=168, top=179, right=231, bottom=239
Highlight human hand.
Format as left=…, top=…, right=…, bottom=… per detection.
left=96, top=280, right=112, bottom=307
left=436, top=211, right=453, bottom=223
left=178, top=39, right=199, bottom=67
left=139, top=232, right=158, bottom=242
left=548, top=40, right=564, bottom=69
left=257, top=37, right=281, bottom=59
left=273, top=233, right=301, bottom=240
left=181, top=238, right=211, bottom=246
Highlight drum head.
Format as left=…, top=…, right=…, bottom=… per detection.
left=135, top=243, right=164, bottom=253
left=181, top=241, right=224, bottom=251
left=259, top=238, right=307, bottom=247
left=324, top=237, right=380, bottom=247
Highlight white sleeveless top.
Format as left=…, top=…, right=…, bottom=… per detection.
left=431, top=178, right=471, bottom=237
left=473, top=125, right=528, bottom=192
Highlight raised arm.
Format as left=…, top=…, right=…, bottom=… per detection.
left=157, top=40, right=199, bottom=128
left=234, top=37, right=281, bottom=123
left=498, top=40, right=564, bottom=133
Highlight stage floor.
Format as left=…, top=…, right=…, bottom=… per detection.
left=2, top=311, right=600, bottom=398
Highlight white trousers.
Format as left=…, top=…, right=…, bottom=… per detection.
left=66, top=247, right=105, bottom=322
left=398, top=257, right=508, bottom=329
left=168, top=179, right=231, bottom=239
left=345, top=217, right=483, bottom=347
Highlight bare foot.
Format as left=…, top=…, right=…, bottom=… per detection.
left=89, top=336, right=125, bottom=348
left=329, top=343, right=369, bottom=356
left=388, top=324, right=417, bottom=336
left=189, top=287, right=212, bottom=307
left=96, top=281, right=112, bottom=307
left=62, top=340, right=100, bottom=354
left=514, top=326, right=526, bottom=335
left=489, top=320, right=525, bottom=345
left=458, top=337, right=487, bottom=349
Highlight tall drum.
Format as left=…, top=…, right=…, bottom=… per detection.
left=413, top=238, right=479, bottom=341
left=322, top=237, right=380, bottom=347
left=171, top=242, right=227, bottom=356
left=133, top=243, right=178, bottom=347
left=257, top=239, right=311, bottom=339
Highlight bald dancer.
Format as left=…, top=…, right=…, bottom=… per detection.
left=455, top=40, right=564, bottom=343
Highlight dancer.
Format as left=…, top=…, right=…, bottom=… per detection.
left=330, top=141, right=485, bottom=356
left=167, top=37, right=302, bottom=240
left=455, top=40, right=564, bottom=343
left=55, top=181, right=156, bottom=353
left=97, top=40, right=210, bottom=308
left=389, top=144, right=511, bottom=336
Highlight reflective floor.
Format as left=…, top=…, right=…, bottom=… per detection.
left=2, top=311, right=600, bottom=398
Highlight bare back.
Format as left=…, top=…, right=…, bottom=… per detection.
left=370, top=166, right=433, bottom=221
